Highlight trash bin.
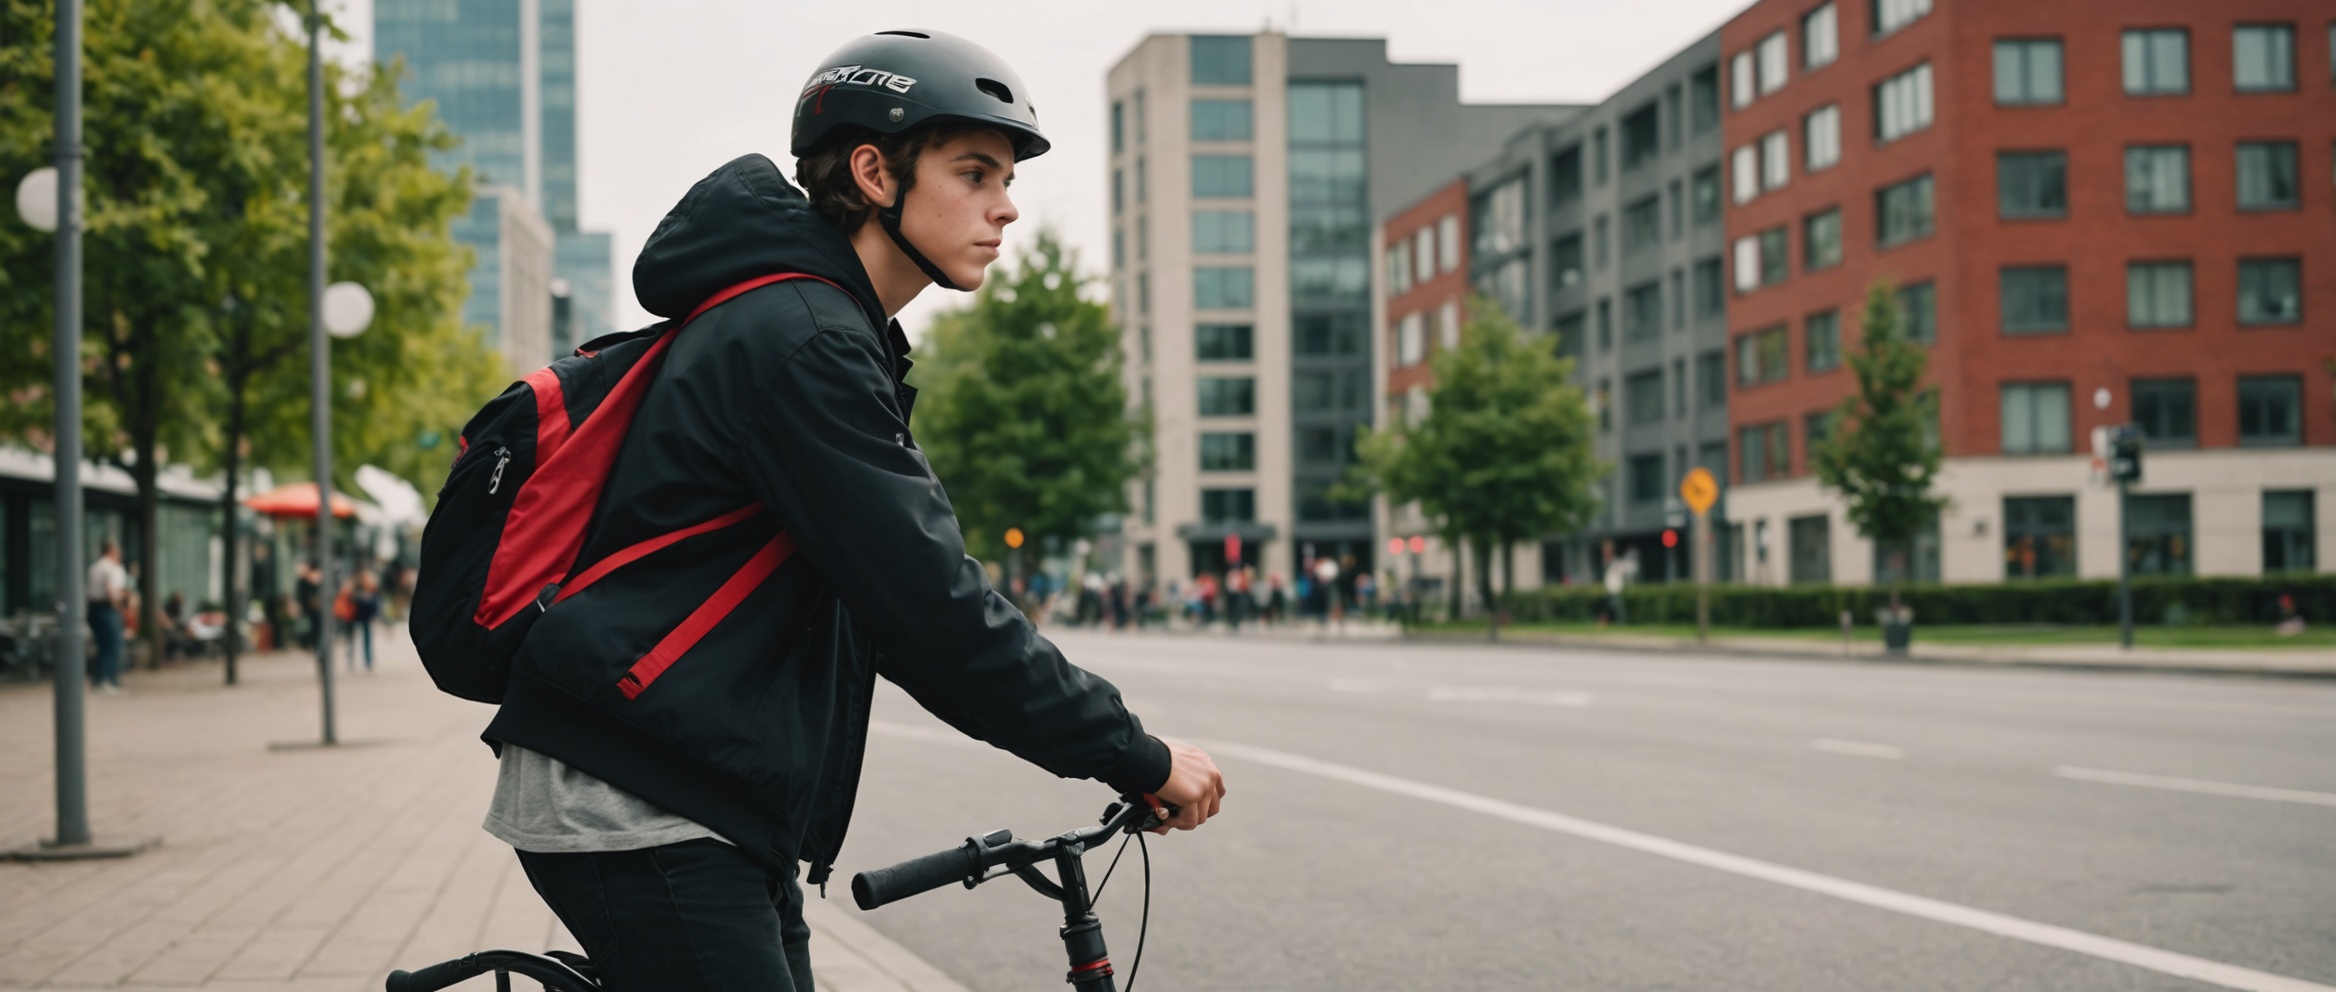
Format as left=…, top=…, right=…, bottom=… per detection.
left=1875, top=605, right=1914, bottom=655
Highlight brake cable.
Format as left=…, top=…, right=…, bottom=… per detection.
left=1086, top=823, right=1152, bottom=990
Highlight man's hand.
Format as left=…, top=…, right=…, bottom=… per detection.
left=1147, top=738, right=1225, bottom=833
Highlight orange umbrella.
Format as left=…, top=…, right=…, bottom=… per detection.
left=243, top=482, right=358, bottom=519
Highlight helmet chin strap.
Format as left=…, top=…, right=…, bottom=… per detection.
left=875, top=187, right=963, bottom=292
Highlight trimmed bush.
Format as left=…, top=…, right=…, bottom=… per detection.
left=1498, top=574, right=2336, bottom=628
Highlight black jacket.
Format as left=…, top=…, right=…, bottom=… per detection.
left=483, top=153, right=1169, bottom=888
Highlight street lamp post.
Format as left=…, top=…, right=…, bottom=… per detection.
left=5, top=0, right=153, bottom=862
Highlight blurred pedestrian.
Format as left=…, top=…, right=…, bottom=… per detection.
left=342, top=571, right=383, bottom=671
left=294, top=561, right=322, bottom=650
left=85, top=539, right=128, bottom=693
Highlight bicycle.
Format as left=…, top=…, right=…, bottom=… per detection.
left=384, top=797, right=1173, bottom=992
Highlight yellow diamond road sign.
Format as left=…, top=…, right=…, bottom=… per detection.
left=1679, top=467, right=1718, bottom=516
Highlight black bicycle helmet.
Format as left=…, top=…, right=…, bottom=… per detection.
left=792, top=30, right=1049, bottom=161
left=791, top=30, right=1045, bottom=291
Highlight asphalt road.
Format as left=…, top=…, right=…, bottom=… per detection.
left=832, top=630, right=2336, bottom=992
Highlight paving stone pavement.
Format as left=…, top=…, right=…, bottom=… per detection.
left=0, top=626, right=966, bottom=992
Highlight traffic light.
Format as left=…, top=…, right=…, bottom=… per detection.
left=2110, top=429, right=2143, bottom=483
left=1661, top=528, right=1679, bottom=549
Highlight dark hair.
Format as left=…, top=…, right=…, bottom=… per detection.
left=795, top=123, right=981, bottom=233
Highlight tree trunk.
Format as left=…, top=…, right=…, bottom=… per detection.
left=1476, top=538, right=1499, bottom=642
left=220, top=364, right=247, bottom=685
left=132, top=429, right=161, bottom=670
left=1446, top=531, right=1464, bottom=622
left=1500, top=541, right=1514, bottom=601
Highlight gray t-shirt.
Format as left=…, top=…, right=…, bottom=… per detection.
left=484, top=744, right=728, bottom=852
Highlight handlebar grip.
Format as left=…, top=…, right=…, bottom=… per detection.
left=852, top=841, right=980, bottom=911
left=385, top=956, right=489, bottom=992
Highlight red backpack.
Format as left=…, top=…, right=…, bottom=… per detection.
left=410, top=274, right=833, bottom=703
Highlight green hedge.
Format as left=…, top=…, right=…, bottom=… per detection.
left=1496, top=574, right=2336, bottom=628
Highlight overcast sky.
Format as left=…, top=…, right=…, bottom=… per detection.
left=326, top=0, right=1747, bottom=340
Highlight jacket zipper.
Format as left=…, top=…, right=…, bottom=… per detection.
left=486, top=447, right=511, bottom=494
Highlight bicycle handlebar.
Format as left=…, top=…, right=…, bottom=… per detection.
left=852, top=837, right=983, bottom=910
left=384, top=955, right=488, bottom=992
left=851, top=798, right=1173, bottom=912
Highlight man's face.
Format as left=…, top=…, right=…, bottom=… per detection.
left=897, top=129, right=1020, bottom=291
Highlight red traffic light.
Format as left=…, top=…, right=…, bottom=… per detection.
left=1407, top=535, right=1426, bottom=554
left=1387, top=538, right=1405, bottom=556
left=1661, top=528, right=1679, bottom=549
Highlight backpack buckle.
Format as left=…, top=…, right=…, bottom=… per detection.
left=536, top=583, right=561, bottom=611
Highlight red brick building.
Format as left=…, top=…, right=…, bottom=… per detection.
left=1720, top=0, right=2333, bottom=585
left=1374, top=178, right=1484, bottom=600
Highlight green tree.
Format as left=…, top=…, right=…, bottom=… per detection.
left=0, top=0, right=496, bottom=671
left=1350, top=295, right=1603, bottom=638
left=1811, top=279, right=1945, bottom=611
left=909, top=230, right=1144, bottom=570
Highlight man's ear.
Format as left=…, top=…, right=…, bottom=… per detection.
left=848, top=143, right=895, bottom=211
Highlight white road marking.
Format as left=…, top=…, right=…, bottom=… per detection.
left=1200, top=739, right=2336, bottom=992
left=1426, top=685, right=1594, bottom=707
left=1809, top=738, right=1906, bottom=760
left=2054, top=766, right=2336, bottom=809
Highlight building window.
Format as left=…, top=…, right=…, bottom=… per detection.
left=1190, top=99, right=1253, bottom=141
left=1674, top=357, right=1689, bottom=416
left=1623, top=196, right=1661, bottom=256
left=1396, top=312, right=1425, bottom=367
left=1553, top=310, right=1587, bottom=355
left=1200, top=487, right=1255, bottom=523
left=1626, top=369, right=1665, bottom=426
left=1667, top=180, right=1685, bottom=240
left=1593, top=126, right=1610, bottom=184
left=1692, top=166, right=1722, bottom=223
left=1137, top=272, right=1150, bottom=313
left=1698, top=350, right=1726, bottom=408
left=1805, top=409, right=1835, bottom=451
left=2235, top=141, right=2300, bottom=210
left=2126, top=262, right=2193, bottom=329
left=2003, top=496, right=2076, bottom=579
left=1761, top=227, right=1789, bottom=285
left=1297, top=426, right=1353, bottom=467
left=1874, top=63, right=1934, bottom=143
left=2234, top=24, right=2296, bottom=92
left=1803, top=208, right=1842, bottom=270
left=1997, top=151, right=2067, bottom=218
left=1194, top=210, right=1255, bottom=253
left=1782, top=514, right=1829, bottom=583
left=1737, top=325, right=1789, bottom=387
left=1136, top=157, right=1147, bottom=203
left=1994, top=39, right=2064, bottom=104
left=1897, top=281, right=1937, bottom=344
left=1438, top=215, right=1461, bottom=273
left=1731, top=51, right=1755, bottom=109
left=1622, top=102, right=1661, bottom=171
left=1731, top=145, right=1758, bottom=205
left=2123, top=29, right=2189, bottom=95
left=1691, top=63, right=1720, bottom=131
left=1628, top=453, right=1666, bottom=503
left=2238, top=375, right=2303, bottom=446
left=1757, top=31, right=1790, bottom=94
left=1413, top=228, right=1435, bottom=284
left=1596, top=377, right=1611, bottom=432
left=1624, top=281, right=1663, bottom=340
left=1805, top=104, right=1841, bottom=171
left=1194, top=267, right=1254, bottom=309
left=1877, top=173, right=1935, bottom=246
left=1550, top=144, right=1583, bottom=205
left=1190, top=36, right=1252, bottom=85
left=1731, top=237, right=1756, bottom=293
left=1294, top=313, right=1364, bottom=356
left=1199, top=432, right=1256, bottom=471
left=2263, top=490, right=2317, bottom=572
left=1112, top=170, right=1124, bottom=214
left=1592, top=214, right=1610, bottom=270
left=1387, top=240, right=1411, bottom=296
left=2125, top=145, right=2190, bottom=213
left=1470, top=178, right=1527, bottom=258
left=1551, top=233, right=1584, bottom=289
left=1111, top=100, right=1125, bottom=153
left=1804, top=4, right=1839, bottom=69
left=1196, top=323, right=1252, bottom=361
left=1694, top=256, right=1724, bottom=318
left=2131, top=377, right=2196, bottom=447
left=1744, top=422, right=1791, bottom=483
left=1760, top=129, right=1791, bottom=191
left=2237, top=258, right=2302, bottom=324
left=2000, top=381, right=2072, bottom=454
left=2126, top=494, right=2192, bottom=576
left=1873, top=0, right=1931, bottom=38
left=1197, top=377, right=1254, bottom=417
left=1191, top=155, right=1253, bottom=198
left=2000, top=266, right=2069, bottom=334
left=1670, top=269, right=1686, bottom=330
left=1806, top=310, right=1841, bottom=372
left=1594, top=297, right=1613, bottom=351
left=1292, top=369, right=1368, bottom=413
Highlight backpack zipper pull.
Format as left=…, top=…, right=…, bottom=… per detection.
left=487, top=447, right=511, bottom=494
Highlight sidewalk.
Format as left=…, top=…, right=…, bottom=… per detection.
left=1408, top=626, right=2336, bottom=677
left=0, top=630, right=967, bottom=992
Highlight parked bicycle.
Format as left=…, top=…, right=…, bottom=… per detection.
left=384, top=798, right=1172, bottom=992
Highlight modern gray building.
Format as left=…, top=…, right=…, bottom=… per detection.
left=1105, top=32, right=1576, bottom=590
left=374, top=0, right=614, bottom=373
left=1460, top=32, right=1734, bottom=584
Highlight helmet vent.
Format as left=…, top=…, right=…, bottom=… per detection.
left=975, top=78, right=1015, bottom=105
left=876, top=30, right=929, bottom=38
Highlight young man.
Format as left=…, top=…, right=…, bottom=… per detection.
left=480, top=31, right=1225, bottom=992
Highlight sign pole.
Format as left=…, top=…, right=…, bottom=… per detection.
left=1694, top=509, right=1710, bottom=643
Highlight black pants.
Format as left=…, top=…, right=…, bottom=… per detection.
left=516, top=840, right=813, bottom=992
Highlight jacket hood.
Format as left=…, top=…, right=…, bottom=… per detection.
left=633, top=153, right=886, bottom=330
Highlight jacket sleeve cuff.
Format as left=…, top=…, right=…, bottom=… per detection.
left=1103, top=732, right=1172, bottom=797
